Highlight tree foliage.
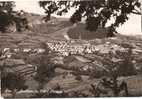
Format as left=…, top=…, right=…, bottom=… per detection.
left=0, top=1, right=28, bottom=32
left=31, top=52, right=58, bottom=94
left=39, top=0, right=141, bottom=33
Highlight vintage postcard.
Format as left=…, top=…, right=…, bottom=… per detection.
left=0, top=0, right=142, bottom=98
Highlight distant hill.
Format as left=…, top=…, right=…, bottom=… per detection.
left=67, top=23, right=109, bottom=40
left=4, top=11, right=133, bottom=42
left=24, top=13, right=72, bottom=36
left=3, top=11, right=141, bottom=41
left=18, top=12, right=109, bottom=40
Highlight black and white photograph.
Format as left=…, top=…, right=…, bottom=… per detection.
left=0, top=0, right=142, bottom=98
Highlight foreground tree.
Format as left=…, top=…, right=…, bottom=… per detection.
left=0, top=1, right=28, bottom=32
left=29, top=52, right=58, bottom=97
left=39, top=0, right=141, bottom=36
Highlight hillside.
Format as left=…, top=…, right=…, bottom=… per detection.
left=1, top=12, right=142, bottom=98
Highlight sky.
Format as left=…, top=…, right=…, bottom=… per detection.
left=13, top=0, right=142, bottom=35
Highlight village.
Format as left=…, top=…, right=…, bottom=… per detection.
left=1, top=0, right=142, bottom=98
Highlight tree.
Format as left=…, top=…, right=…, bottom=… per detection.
left=31, top=53, right=58, bottom=96
left=39, top=0, right=141, bottom=36
left=0, top=1, right=28, bottom=33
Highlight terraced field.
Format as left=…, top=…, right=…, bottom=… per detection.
left=1, top=13, right=142, bottom=98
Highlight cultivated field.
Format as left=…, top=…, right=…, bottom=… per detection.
left=1, top=13, right=142, bottom=98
